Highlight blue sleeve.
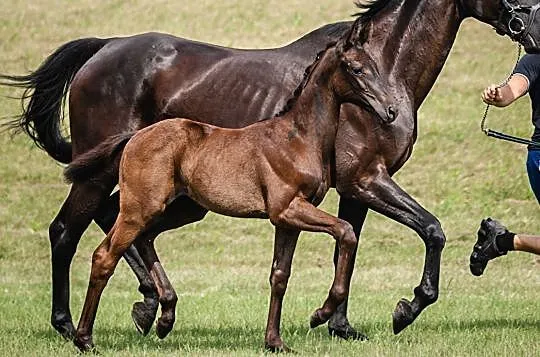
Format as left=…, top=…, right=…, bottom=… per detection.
left=513, top=54, right=540, bottom=88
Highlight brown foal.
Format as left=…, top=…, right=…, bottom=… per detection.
left=66, top=21, right=396, bottom=352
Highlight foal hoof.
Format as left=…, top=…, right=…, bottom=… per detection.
left=309, top=309, right=327, bottom=328
left=392, top=298, right=415, bottom=334
left=265, top=341, right=293, bottom=353
left=74, top=335, right=95, bottom=353
left=131, top=301, right=156, bottom=336
left=328, top=325, right=368, bottom=341
left=156, top=318, right=174, bottom=339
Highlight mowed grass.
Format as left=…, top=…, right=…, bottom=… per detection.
left=0, top=1, right=539, bottom=356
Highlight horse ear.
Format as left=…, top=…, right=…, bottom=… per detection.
left=348, top=19, right=371, bottom=47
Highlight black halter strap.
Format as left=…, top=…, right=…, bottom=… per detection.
left=500, top=0, right=540, bottom=41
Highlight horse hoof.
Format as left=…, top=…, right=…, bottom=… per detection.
left=74, top=335, right=95, bottom=353
left=328, top=325, right=368, bottom=341
left=131, top=301, right=156, bottom=336
left=156, top=318, right=174, bottom=339
left=52, top=319, right=76, bottom=340
left=392, top=298, right=415, bottom=334
left=309, top=309, right=326, bottom=328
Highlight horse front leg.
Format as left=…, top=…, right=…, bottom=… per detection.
left=328, top=197, right=369, bottom=340
left=340, top=168, right=446, bottom=334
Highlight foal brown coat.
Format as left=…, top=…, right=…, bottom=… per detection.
left=67, top=23, right=396, bottom=352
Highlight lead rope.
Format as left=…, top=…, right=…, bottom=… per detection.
left=480, top=44, right=540, bottom=148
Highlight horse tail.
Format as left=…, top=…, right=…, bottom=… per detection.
left=64, top=132, right=135, bottom=184
left=0, top=37, right=110, bottom=164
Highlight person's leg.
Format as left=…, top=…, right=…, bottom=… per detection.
left=470, top=219, right=540, bottom=276
left=526, top=149, right=540, bottom=204
left=513, top=234, right=540, bottom=254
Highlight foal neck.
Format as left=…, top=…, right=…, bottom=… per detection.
left=283, top=49, right=341, bottom=150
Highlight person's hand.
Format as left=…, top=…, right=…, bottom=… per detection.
left=482, top=84, right=503, bottom=105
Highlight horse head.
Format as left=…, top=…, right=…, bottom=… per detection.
left=462, top=0, right=540, bottom=53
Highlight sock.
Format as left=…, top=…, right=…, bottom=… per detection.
left=496, top=231, right=515, bottom=252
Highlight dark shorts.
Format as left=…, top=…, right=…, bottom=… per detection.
left=526, top=150, right=540, bottom=204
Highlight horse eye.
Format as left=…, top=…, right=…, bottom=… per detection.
left=351, top=66, right=364, bottom=76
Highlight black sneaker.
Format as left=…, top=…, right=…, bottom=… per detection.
left=469, top=218, right=509, bottom=276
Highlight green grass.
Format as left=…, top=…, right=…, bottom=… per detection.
left=0, top=1, right=539, bottom=356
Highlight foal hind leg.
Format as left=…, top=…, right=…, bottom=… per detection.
left=344, top=169, right=446, bottom=334
left=75, top=218, right=144, bottom=351
left=49, top=181, right=114, bottom=339
left=93, top=191, right=159, bottom=336
left=328, top=197, right=369, bottom=340
left=269, top=197, right=358, bottom=337
left=133, top=238, right=178, bottom=339
left=130, top=195, right=208, bottom=337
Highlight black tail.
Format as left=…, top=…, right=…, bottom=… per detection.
left=1, top=37, right=110, bottom=164
left=64, top=132, right=135, bottom=184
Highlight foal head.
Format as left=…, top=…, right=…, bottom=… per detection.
left=329, top=20, right=397, bottom=124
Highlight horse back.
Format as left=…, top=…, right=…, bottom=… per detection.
left=68, top=23, right=352, bottom=156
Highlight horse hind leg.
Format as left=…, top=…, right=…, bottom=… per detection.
left=49, top=180, right=114, bottom=339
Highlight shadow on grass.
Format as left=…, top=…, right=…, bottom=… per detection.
left=419, top=317, right=540, bottom=332
left=30, top=317, right=539, bottom=353
left=32, top=324, right=331, bottom=352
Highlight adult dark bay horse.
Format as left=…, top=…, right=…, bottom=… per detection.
left=2, top=0, right=540, bottom=342
left=66, top=22, right=394, bottom=351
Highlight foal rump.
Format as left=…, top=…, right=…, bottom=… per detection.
left=64, top=132, right=135, bottom=184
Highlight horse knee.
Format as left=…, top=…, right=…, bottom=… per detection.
left=159, top=290, right=178, bottom=309
left=270, top=269, right=290, bottom=297
left=330, top=285, right=348, bottom=304
left=336, top=222, right=357, bottom=250
left=90, top=248, right=117, bottom=283
left=423, top=221, right=446, bottom=249
left=414, top=285, right=438, bottom=305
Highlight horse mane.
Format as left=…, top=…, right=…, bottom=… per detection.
left=354, top=0, right=392, bottom=19
left=274, top=0, right=391, bottom=118
left=274, top=42, right=336, bottom=118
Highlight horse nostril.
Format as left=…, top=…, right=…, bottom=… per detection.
left=387, top=105, right=397, bottom=121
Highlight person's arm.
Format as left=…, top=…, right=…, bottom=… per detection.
left=482, top=74, right=529, bottom=107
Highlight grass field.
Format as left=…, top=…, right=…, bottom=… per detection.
left=0, top=1, right=539, bottom=356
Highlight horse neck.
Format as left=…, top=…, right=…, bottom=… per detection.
left=368, top=0, right=463, bottom=109
left=284, top=21, right=353, bottom=56
left=284, top=57, right=341, bottom=151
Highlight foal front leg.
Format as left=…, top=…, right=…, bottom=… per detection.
left=270, top=197, right=358, bottom=333
left=265, top=227, right=299, bottom=352
left=342, top=169, right=446, bottom=334
left=328, top=197, right=369, bottom=340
